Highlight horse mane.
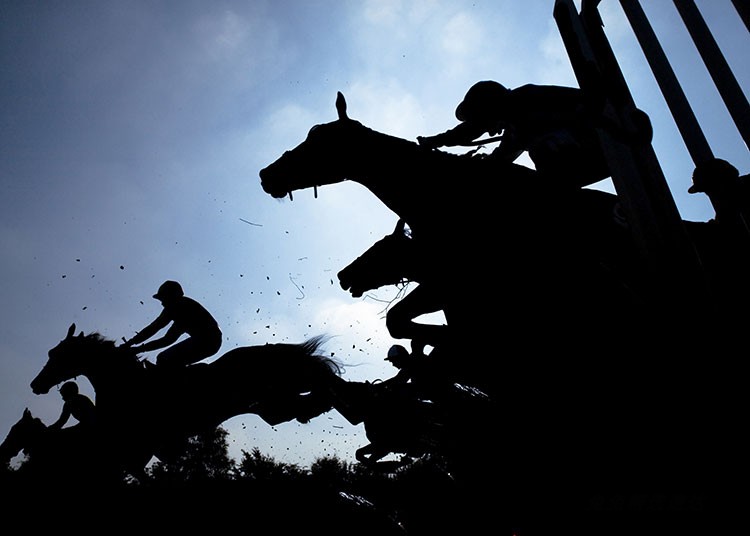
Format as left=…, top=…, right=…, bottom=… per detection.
left=273, top=334, right=343, bottom=376
left=79, top=331, right=143, bottom=367
left=84, top=331, right=117, bottom=347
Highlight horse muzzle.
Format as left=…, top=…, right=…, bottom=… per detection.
left=30, top=377, right=51, bottom=395
left=259, top=166, right=290, bottom=199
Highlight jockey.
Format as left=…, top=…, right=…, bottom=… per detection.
left=123, top=280, right=222, bottom=369
left=379, top=343, right=449, bottom=400
left=688, top=157, right=750, bottom=229
left=49, top=381, right=97, bottom=431
left=417, top=80, right=620, bottom=188
left=379, top=344, right=414, bottom=390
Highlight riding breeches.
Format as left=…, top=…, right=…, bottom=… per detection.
left=156, top=334, right=222, bottom=368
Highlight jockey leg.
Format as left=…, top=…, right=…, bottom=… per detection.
left=156, top=337, right=219, bottom=368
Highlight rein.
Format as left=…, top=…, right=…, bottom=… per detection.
left=288, top=185, right=318, bottom=201
left=289, top=133, right=502, bottom=201
left=457, top=135, right=504, bottom=147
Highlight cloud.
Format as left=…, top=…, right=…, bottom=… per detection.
left=441, top=12, right=484, bottom=58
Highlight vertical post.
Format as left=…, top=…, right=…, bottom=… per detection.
left=674, top=0, right=750, bottom=151
left=554, top=0, right=713, bottom=317
left=618, top=0, right=714, bottom=165
left=732, top=0, right=750, bottom=32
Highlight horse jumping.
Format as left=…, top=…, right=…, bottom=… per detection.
left=258, top=91, right=741, bottom=503
left=29, top=323, right=343, bottom=477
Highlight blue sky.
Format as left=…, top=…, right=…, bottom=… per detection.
left=1, top=1, right=748, bottom=469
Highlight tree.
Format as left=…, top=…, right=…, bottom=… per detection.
left=310, top=453, right=353, bottom=486
left=147, top=426, right=236, bottom=483
left=235, top=447, right=307, bottom=482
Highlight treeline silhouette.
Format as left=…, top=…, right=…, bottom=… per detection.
left=2, top=426, right=476, bottom=535
left=3, top=425, right=707, bottom=535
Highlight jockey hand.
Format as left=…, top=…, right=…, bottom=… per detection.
left=417, top=135, right=441, bottom=149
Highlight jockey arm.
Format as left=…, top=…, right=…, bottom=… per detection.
left=417, top=121, right=490, bottom=149
left=380, top=368, right=411, bottom=389
left=419, top=121, right=526, bottom=164
left=131, top=322, right=183, bottom=353
left=123, top=310, right=171, bottom=348
left=486, top=126, right=525, bottom=163
left=48, top=403, right=72, bottom=431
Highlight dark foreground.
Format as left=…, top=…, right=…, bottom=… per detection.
left=3, top=472, right=739, bottom=535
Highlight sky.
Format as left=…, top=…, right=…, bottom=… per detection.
left=1, top=1, right=748, bottom=470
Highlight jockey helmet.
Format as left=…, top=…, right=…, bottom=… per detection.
left=688, top=158, right=739, bottom=194
left=60, top=381, right=79, bottom=397
left=455, top=80, right=510, bottom=122
left=385, top=344, right=409, bottom=362
left=153, top=280, right=184, bottom=300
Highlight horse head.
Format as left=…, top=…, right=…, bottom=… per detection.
left=31, top=323, right=85, bottom=395
left=30, top=323, right=126, bottom=395
left=0, top=408, right=46, bottom=463
left=260, top=92, right=369, bottom=200
left=337, top=219, right=416, bottom=298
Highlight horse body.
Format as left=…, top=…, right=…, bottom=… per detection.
left=29, top=324, right=342, bottom=477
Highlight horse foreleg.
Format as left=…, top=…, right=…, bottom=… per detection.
left=385, top=283, right=449, bottom=347
left=355, top=443, right=387, bottom=465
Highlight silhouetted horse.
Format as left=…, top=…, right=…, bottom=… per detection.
left=259, top=92, right=651, bottom=365
left=325, top=372, right=493, bottom=471
left=259, top=92, right=740, bottom=508
left=29, top=323, right=342, bottom=478
left=338, top=218, right=456, bottom=347
left=0, top=409, right=52, bottom=468
left=0, top=408, right=115, bottom=487
left=338, top=219, right=416, bottom=300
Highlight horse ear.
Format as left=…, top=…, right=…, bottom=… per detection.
left=23, top=408, right=31, bottom=418
left=393, top=219, right=406, bottom=235
left=336, top=92, right=348, bottom=120
left=67, top=323, right=76, bottom=339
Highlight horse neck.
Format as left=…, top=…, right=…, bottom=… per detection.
left=28, top=420, right=49, bottom=450
left=79, top=343, right=136, bottom=403
left=344, top=127, right=459, bottom=229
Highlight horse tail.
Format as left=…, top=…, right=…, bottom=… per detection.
left=299, top=334, right=344, bottom=376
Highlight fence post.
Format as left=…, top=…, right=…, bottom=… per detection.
left=673, top=0, right=750, bottom=152
left=553, top=0, right=713, bottom=319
